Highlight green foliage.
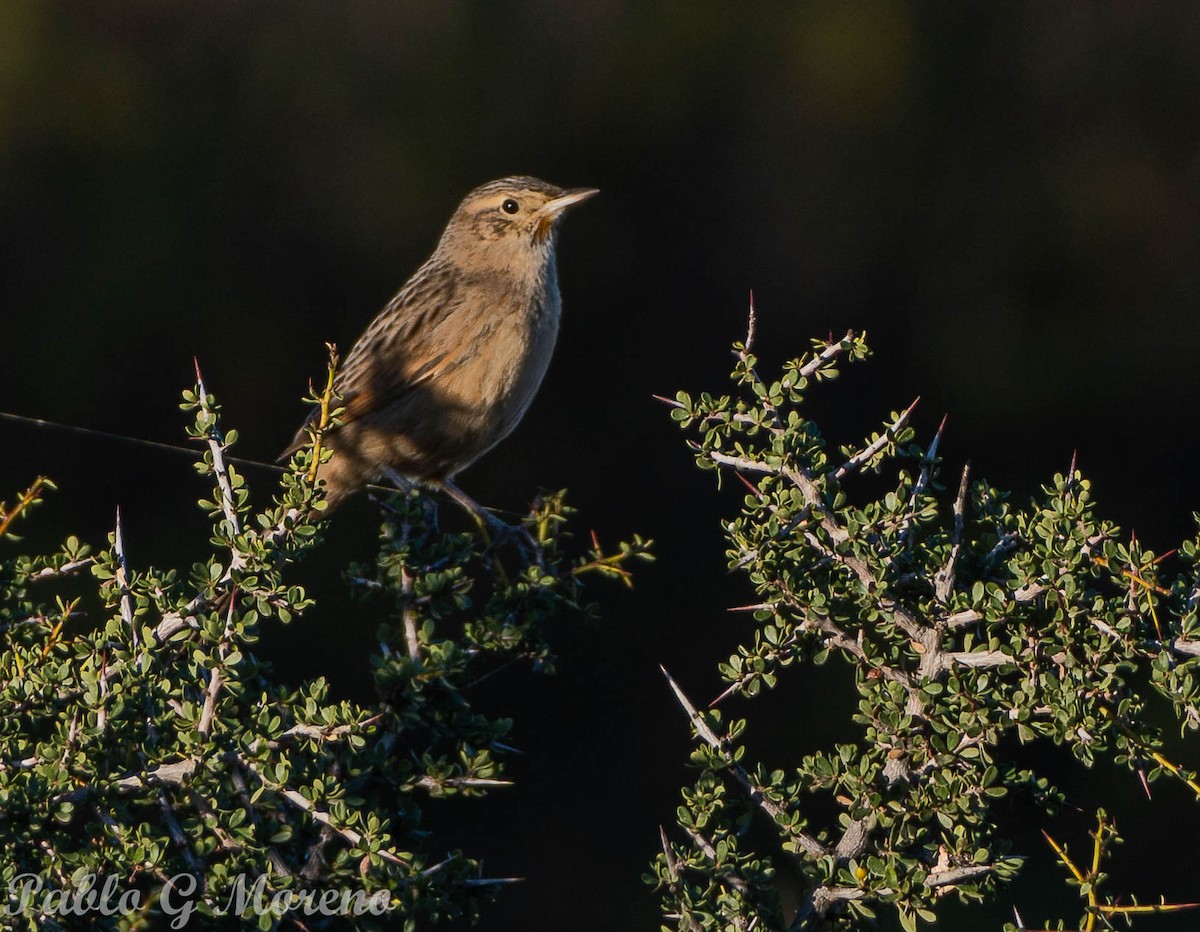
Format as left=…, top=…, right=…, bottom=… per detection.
left=652, top=327, right=1200, bottom=930
left=0, top=364, right=650, bottom=930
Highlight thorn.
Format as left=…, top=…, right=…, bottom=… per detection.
left=193, top=357, right=210, bottom=404
left=1137, top=767, right=1153, bottom=800
left=114, top=506, right=126, bottom=560
left=1153, top=549, right=1178, bottom=565
left=659, top=663, right=695, bottom=716
left=651, top=393, right=681, bottom=407
left=733, top=471, right=761, bottom=497
left=590, top=528, right=602, bottom=552
left=1069, top=449, right=1078, bottom=476
left=924, top=414, right=948, bottom=463
left=463, top=877, right=524, bottom=887
left=726, top=602, right=772, bottom=613
left=745, top=290, right=757, bottom=351
left=709, top=682, right=739, bottom=707
left=660, top=665, right=719, bottom=749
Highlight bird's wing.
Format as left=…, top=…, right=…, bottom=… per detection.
left=279, top=260, right=460, bottom=460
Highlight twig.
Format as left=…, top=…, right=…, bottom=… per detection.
left=944, top=583, right=1046, bottom=628
left=797, top=330, right=857, bottom=379
left=661, top=665, right=826, bottom=859
left=659, top=826, right=707, bottom=932
left=934, top=463, right=970, bottom=603
left=159, top=791, right=205, bottom=880
left=0, top=476, right=49, bottom=539
left=701, top=448, right=924, bottom=640
left=240, top=757, right=409, bottom=867
left=194, top=360, right=244, bottom=569
left=833, top=398, right=920, bottom=481
left=230, top=763, right=294, bottom=878
left=28, top=556, right=96, bottom=581
left=198, top=587, right=238, bottom=738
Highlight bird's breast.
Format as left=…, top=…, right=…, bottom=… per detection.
left=439, top=270, right=561, bottom=437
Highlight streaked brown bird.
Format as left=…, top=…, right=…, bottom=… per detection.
left=283, top=176, right=598, bottom=512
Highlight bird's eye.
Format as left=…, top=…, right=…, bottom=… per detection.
left=501, top=198, right=520, bottom=214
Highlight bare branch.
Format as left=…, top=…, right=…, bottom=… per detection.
left=28, top=556, right=95, bottom=582
left=797, top=330, right=856, bottom=379
left=833, top=397, right=920, bottom=481
left=240, top=757, right=409, bottom=867
left=661, top=665, right=827, bottom=859
left=194, top=360, right=244, bottom=568
left=944, top=583, right=1045, bottom=629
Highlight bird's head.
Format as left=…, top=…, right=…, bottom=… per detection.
left=438, top=176, right=599, bottom=274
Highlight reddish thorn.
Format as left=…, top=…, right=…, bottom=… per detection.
left=923, top=415, right=948, bottom=463
left=1154, top=549, right=1178, bottom=565
left=709, top=684, right=738, bottom=708
left=734, top=471, right=760, bottom=497
left=748, top=289, right=755, bottom=313
left=1137, top=768, right=1153, bottom=800
left=651, top=393, right=679, bottom=406
left=898, top=396, right=921, bottom=424
left=590, top=528, right=602, bottom=552
left=1068, top=449, right=1078, bottom=476
left=193, top=357, right=203, bottom=383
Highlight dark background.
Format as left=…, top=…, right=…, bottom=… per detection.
left=2, top=3, right=1200, bottom=929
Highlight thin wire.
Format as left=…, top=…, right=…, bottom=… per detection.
left=0, top=409, right=401, bottom=496
left=0, top=410, right=286, bottom=473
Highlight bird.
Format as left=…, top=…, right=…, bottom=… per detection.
left=282, top=176, right=599, bottom=515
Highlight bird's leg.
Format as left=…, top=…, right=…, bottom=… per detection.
left=438, top=479, right=511, bottom=536
left=379, top=467, right=418, bottom=495
left=438, top=479, right=538, bottom=558
left=379, top=468, right=535, bottom=559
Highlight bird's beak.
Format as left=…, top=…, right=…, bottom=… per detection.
left=539, top=187, right=600, bottom=217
